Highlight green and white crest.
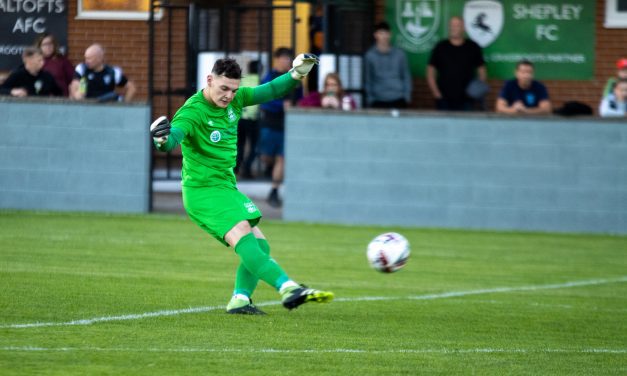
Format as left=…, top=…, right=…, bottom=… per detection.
left=210, top=130, right=221, bottom=143
left=244, top=202, right=258, bottom=213
left=227, top=107, right=237, bottom=123
left=396, top=0, right=440, bottom=46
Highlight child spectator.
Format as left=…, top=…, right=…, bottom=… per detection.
left=0, top=47, right=61, bottom=97
left=299, top=72, right=356, bottom=110
left=599, top=78, right=627, bottom=118
left=602, top=58, right=627, bottom=97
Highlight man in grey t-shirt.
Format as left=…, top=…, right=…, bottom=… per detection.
left=364, top=21, right=412, bottom=109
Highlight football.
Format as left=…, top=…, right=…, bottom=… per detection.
left=366, top=232, right=410, bottom=273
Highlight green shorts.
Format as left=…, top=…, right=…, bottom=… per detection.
left=182, top=185, right=262, bottom=246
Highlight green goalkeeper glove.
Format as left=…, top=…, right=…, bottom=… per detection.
left=290, top=53, right=319, bottom=80
left=150, top=116, right=171, bottom=146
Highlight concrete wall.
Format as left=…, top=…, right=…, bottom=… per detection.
left=284, top=109, right=627, bottom=234
left=0, top=98, right=151, bottom=213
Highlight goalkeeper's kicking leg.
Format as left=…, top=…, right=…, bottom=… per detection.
left=224, top=221, right=334, bottom=314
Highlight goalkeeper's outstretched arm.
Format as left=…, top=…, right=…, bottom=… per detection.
left=247, top=53, right=319, bottom=106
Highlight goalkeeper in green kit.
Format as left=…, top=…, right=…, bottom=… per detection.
left=150, top=54, right=333, bottom=315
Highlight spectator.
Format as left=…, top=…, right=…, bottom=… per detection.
left=364, top=21, right=411, bottom=109
left=0, top=47, right=61, bottom=97
left=258, top=47, right=302, bottom=208
left=299, top=72, right=356, bottom=110
left=35, top=33, right=74, bottom=96
left=236, top=60, right=261, bottom=179
left=69, top=44, right=136, bottom=102
left=602, top=58, right=627, bottom=97
left=599, top=78, right=627, bottom=118
left=427, top=16, right=486, bottom=111
left=496, top=59, right=552, bottom=115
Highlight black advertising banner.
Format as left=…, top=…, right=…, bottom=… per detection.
left=0, top=0, right=68, bottom=70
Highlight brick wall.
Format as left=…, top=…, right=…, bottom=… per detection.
left=66, top=1, right=187, bottom=116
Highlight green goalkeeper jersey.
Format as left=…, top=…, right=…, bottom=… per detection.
left=155, top=72, right=298, bottom=188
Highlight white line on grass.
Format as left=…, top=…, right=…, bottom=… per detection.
left=0, top=346, right=625, bottom=354
left=2, top=276, right=626, bottom=330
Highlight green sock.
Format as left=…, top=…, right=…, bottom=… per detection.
left=234, top=233, right=289, bottom=291
left=233, top=238, right=271, bottom=297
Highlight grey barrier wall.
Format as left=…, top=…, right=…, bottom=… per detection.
left=284, top=109, right=627, bottom=234
left=0, top=97, right=151, bottom=213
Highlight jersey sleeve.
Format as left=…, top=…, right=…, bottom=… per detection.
left=473, top=41, right=485, bottom=67
left=536, top=82, right=549, bottom=100
left=237, top=86, right=254, bottom=108
left=428, top=42, right=442, bottom=67
left=0, top=71, right=18, bottom=94
left=154, top=109, right=195, bottom=152
left=154, top=127, right=185, bottom=152
left=112, top=66, right=128, bottom=87
left=246, top=72, right=299, bottom=106
left=498, top=81, right=511, bottom=101
left=73, top=63, right=86, bottom=80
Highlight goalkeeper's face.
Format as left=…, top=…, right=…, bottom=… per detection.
left=206, top=74, right=240, bottom=108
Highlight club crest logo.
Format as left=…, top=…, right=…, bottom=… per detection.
left=227, top=107, right=237, bottom=123
left=244, top=202, right=257, bottom=213
left=396, top=0, right=440, bottom=46
left=34, top=80, right=43, bottom=94
left=210, top=130, right=221, bottom=142
left=464, top=0, right=504, bottom=48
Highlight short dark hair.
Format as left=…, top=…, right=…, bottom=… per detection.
left=274, top=47, right=293, bottom=59
left=212, top=58, right=242, bottom=79
left=374, top=21, right=390, bottom=32
left=22, top=46, right=42, bottom=59
left=516, top=59, right=534, bottom=70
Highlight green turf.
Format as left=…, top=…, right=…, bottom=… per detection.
left=0, top=210, right=625, bottom=375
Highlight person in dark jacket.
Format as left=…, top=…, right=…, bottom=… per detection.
left=0, top=47, right=62, bottom=97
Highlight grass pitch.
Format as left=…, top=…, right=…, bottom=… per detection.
left=0, top=211, right=626, bottom=375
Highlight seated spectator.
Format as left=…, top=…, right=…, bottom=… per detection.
left=0, top=47, right=61, bottom=97
left=35, top=33, right=74, bottom=96
left=299, top=72, right=356, bottom=110
left=599, top=78, right=627, bottom=118
left=69, top=44, right=136, bottom=102
left=602, top=58, right=627, bottom=97
left=496, top=59, right=552, bottom=115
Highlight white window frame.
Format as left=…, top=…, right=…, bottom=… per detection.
left=605, top=0, right=627, bottom=28
left=76, top=0, right=162, bottom=21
